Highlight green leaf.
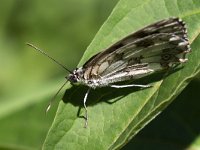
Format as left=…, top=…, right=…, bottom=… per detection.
left=123, top=79, right=200, bottom=150
left=43, top=0, right=200, bottom=149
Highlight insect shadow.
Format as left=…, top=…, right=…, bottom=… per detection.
left=62, top=67, right=182, bottom=118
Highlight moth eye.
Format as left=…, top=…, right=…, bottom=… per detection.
left=68, top=74, right=78, bottom=83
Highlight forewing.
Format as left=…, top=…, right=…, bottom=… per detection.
left=83, top=17, right=190, bottom=80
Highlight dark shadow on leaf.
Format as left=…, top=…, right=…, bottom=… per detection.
left=122, top=79, right=200, bottom=150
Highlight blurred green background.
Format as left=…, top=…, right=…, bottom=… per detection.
left=0, top=0, right=118, bottom=149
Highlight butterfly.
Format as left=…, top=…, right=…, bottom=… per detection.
left=27, top=17, right=190, bottom=127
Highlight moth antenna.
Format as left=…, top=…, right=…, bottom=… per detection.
left=46, top=80, right=69, bottom=113
left=26, top=42, right=72, bottom=73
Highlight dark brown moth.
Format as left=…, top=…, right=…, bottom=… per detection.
left=27, top=17, right=190, bottom=127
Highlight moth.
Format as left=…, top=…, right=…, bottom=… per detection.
left=27, top=17, right=190, bottom=127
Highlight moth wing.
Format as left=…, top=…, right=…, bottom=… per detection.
left=83, top=17, right=190, bottom=80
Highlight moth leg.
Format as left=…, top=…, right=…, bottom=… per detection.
left=83, top=88, right=91, bottom=128
left=110, top=84, right=151, bottom=88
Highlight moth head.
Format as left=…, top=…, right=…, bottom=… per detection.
left=67, top=67, right=83, bottom=83
left=68, top=74, right=78, bottom=83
